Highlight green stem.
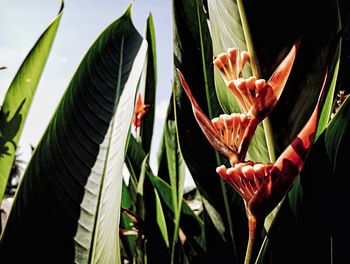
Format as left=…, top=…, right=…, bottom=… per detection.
left=170, top=209, right=182, bottom=264
left=262, top=119, right=277, bottom=162
left=236, top=0, right=261, bottom=78
left=195, top=0, right=238, bottom=262
left=244, top=215, right=263, bottom=264
left=237, top=0, right=277, bottom=164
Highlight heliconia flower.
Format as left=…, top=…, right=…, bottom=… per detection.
left=178, top=41, right=300, bottom=164
left=133, top=92, right=150, bottom=129
left=214, top=41, right=299, bottom=122
left=216, top=161, right=273, bottom=203
left=216, top=71, right=329, bottom=264
left=177, top=69, right=253, bottom=165
left=213, top=48, right=250, bottom=81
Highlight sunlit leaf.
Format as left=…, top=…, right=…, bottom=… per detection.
left=0, top=6, right=147, bottom=263
left=0, top=1, right=63, bottom=203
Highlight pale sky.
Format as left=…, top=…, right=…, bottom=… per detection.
left=0, top=0, right=174, bottom=175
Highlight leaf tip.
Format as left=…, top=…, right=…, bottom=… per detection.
left=58, top=0, right=64, bottom=15
left=147, top=12, right=154, bottom=21
left=124, top=3, right=133, bottom=18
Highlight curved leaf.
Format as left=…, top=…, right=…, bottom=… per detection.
left=0, top=1, right=63, bottom=203
left=0, top=6, right=147, bottom=263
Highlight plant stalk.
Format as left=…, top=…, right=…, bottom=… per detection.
left=244, top=215, right=263, bottom=264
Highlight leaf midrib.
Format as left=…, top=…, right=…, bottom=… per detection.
left=88, top=37, right=124, bottom=263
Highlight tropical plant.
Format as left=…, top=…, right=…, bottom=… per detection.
left=0, top=0, right=349, bottom=264
left=0, top=2, right=148, bottom=263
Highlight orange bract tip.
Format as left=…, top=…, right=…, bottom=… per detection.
left=133, top=92, right=150, bottom=128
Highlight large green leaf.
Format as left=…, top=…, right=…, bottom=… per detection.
left=140, top=14, right=157, bottom=154
left=0, top=6, right=147, bottom=263
left=0, top=1, right=63, bottom=203
left=173, top=0, right=247, bottom=262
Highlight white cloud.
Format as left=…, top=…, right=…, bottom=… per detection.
left=60, top=57, right=68, bottom=63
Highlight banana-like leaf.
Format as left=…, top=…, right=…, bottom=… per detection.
left=140, top=14, right=157, bottom=154
left=0, top=1, right=63, bottom=203
left=0, top=6, right=147, bottom=263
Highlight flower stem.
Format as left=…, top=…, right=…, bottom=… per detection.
left=244, top=215, right=263, bottom=264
